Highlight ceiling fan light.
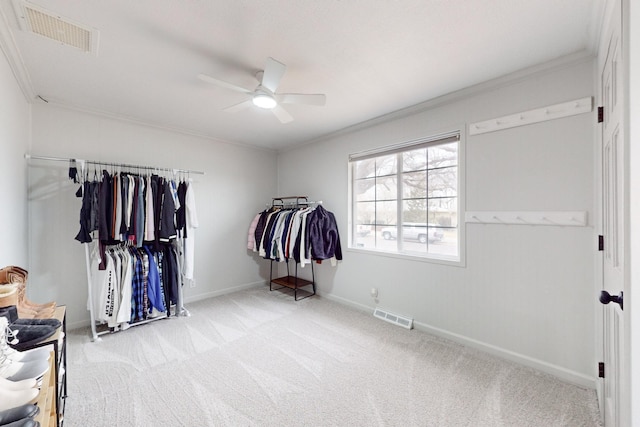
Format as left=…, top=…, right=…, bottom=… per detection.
left=252, top=93, right=277, bottom=109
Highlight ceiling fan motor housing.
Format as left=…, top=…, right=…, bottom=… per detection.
left=252, top=87, right=277, bottom=109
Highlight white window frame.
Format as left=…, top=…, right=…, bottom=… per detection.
left=348, top=129, right=465, bottom=266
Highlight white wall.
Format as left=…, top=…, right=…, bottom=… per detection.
left=276, top=57, right=597, bottom=386
left=0, top=46, right=29, bottom=266
left=27, top=104, right=278, bottom=328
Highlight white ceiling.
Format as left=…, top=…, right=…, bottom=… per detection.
left=0, top=0, right=602, bottom=151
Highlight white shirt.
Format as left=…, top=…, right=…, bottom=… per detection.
left=183, top=180, right=199, bottom=280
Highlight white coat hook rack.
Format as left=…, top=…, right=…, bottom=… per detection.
left=469, top=97, right=593, bottom=135
left=465, top=211, right=588, bottom=227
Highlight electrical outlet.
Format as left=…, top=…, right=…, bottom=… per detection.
left=190, top=279, right=196, bottom=288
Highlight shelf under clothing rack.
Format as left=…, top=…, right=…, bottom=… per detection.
left=24, top=153, right=205, bottom=175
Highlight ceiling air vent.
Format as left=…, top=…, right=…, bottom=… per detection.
left=12, top=0, right=99, bottom=54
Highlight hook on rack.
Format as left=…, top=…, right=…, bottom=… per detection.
left=514, top=215, right=529, bottom=224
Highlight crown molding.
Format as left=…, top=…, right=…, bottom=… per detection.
left=0, top=3, right=35, bottom=102
left=36, top=98, right=278, bottom=154
left=285, top=50, right=596, bottom=153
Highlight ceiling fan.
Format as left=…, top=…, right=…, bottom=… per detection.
left=197, top=57, right=326, bottom=123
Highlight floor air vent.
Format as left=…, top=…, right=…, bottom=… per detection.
left=373, top=308, right=413, bottom=330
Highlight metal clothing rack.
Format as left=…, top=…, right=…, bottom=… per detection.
left=268, top=196, right=316, bottom=301
left=270, top=195, right=322, bottom=208
left=24, top=153, right=205, bottom=175
left=25, top=152, right=198, bottom=340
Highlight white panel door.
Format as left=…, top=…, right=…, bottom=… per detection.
left=599, top=0, right=626, bottom=425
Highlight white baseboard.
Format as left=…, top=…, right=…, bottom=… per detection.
left=411, top=320, right=596, bottom=389
left=182, top=280, right=265, bottom=304
left=317, top=291, right=374, bottom=313
left=67, top=318, right=92, bottom=331
left=66, top=281, right=267, bottom=331
left=318, top=291, right=596, bottom=390
left=68, top=285, right=597, bottom=390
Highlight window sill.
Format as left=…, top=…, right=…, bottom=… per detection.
left=346, top=246, right=465, bottom=267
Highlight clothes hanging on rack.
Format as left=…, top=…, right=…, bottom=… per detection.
left=73, top=167, right=198, bottom=332
left=74, top=170, right=192, bottom=247
left=249, top=204, right=342, bottom=266
left=181, top=182, right=199, bottom=281
left=306, top=204, right=342, bottom=263
left=88, top=240, right=182, bottom=328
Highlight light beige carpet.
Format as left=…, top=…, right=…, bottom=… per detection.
left=64, top=287, right=601, bottom=426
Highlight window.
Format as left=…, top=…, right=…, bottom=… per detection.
left=349, top=132, right=461, bottom=262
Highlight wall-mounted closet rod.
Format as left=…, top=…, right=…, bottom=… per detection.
left=24, top=153, right=205, bottom=175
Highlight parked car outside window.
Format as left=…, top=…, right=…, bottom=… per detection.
left=355, top=224, right=372, bottom=237
left=380, top=223, right=444, bottom=243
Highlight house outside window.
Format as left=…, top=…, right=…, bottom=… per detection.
left=349, top=131, right=463, bottom=263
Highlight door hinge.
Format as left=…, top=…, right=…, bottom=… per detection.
left=599, top=362, right=605, bottom=378
left=598, top=235, right=604, bottom=251
left=598, top=106, right=604, bottom=123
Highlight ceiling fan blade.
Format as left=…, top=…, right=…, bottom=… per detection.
left=197, top=73, right=253, bottom=94
left=224, top=99, right=253, bottom=113
left=278, top=93, right=326, bottom=106
left=272, top=105, right=293, bottom=123
left=261, top=57, right=287, bottom=93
